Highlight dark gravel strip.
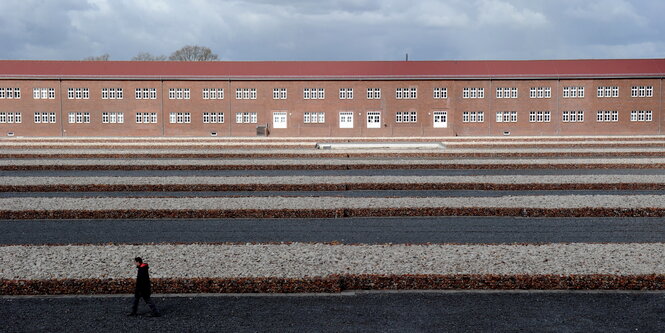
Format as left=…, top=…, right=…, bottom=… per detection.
left=0, top=292, right=665, bottom=333
left=3, top=190, right=665, bottom=198
left=4, top=207, right=665, bottom=219
left=2, top=291, right=663, bottom=332
left=3, top=217, right=665, bottom=245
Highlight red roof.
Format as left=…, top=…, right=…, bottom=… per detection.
left=0, top=59, right=663, bottom=80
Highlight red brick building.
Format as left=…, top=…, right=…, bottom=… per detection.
left=0, top=59, right=663, bottom=137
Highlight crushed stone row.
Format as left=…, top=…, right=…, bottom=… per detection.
left=2, top=243, right=664, bottom=280
left=3, top=195, right=665, bottom=211
left=3, top=175, right=665, bottom=186
left=2, top=157, right=665, bottom=166
left=4, top=148, right=665, bottom=154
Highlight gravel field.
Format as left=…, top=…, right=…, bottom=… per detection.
left=5, top=148, right=665, bottom=154
left=2, top=243, right=665, bottom=279
left=2, top=174, right=665, bottom=186
left=2, top=157, right=665, bottom=167
left=3, top=195, right=665, bottom=211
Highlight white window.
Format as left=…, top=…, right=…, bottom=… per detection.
left=250, top=88, right=257, bottom=99
left=433, top=88, right=447, bottom=99
left=67, top=88, right=74, bottom=99
left=235, top=88, right=257, bottom=100
left=631, top=110, right=653, bottom=122
left=596, top=111, right=619, bottom=122
left=102, top=88, right=109, bottom=99
left=234, top=112, right=257, bottom=123
left=82, top=88, right=89, bottom=99
left=149, top=88, right=156, bottom=99
left=339, top=88, right=353, bottom=99
left=0, top=88, right=4, bottom=99
left=273, top=88, right=287, bottom=100
left=530, top=87, right=551, bottom=99
left=76, top=88, right=82, bottom=99
left=304, top=112, right=325, bottom=124
left=135, top=89, right=142, bottom=99
left=496, top=111, right=517, bottom=123
left=496, top=87, right=517, bottom=99
left=462, top=111, right=484, bottom=123
left=367, top=88, right=381, bottom=99
left=631, top=86, right=653, bottom=97
left=396, top=88, right=417, bottom=99
left=463, top=88, right=484, bottom=99
left=317, top=88, right=325, bottom=99
left=170, top=113, right=177, bottom=124
left=366, top=111, right=381, bottom=128
left=273, top=111, right=287, bottom=129
left=177, top=88, right=184, bottom=99
left=169, top=88, right=176, bottom=99
left=339, top=112, right=354, bottom=128
left=33, top=88, right=40, bottom=99
left=529, top=111, right=551, bottom=123
left=102, top=112, right=109, bottom=123
left=136, top=113, right=142, bottom=123
left=202, top=112, right=224, bottom=124
left=564, top=111, right=585, bottom=123
left=1, top=88, right=19, bottom=99
left=203, top=89, right=210, bottom=99
left=598, top=86, right=619, bottom=98
left=236, top=88, right=243, bottom=99
left=184, top=88, right=190, bottom=99
left=433, top=111, right=448, bottom=128
left=395, top=111, right=417, bottom=123
left=34, top=112, right=41, bottom=123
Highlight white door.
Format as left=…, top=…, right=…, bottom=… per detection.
left=367, top=111, right=381, bottom=129
left=433, top=111, right=447, bottom=128
left=273, top=112, right=287, bottom=129
left=339, top=112, right=354, bottom=128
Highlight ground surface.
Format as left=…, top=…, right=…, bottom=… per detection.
left=2, top=292, right=664, bottom=333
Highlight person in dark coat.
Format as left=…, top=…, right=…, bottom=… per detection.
left=128, top=257, right=161, bottom=317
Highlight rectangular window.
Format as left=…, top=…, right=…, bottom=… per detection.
left=49, top=112, right=56, bottom=123
left=396, top=88, right=417, bottom=99
left=496, top=111, right=517, bottom=123
left=339, top=88, right=353, bottom=99
left=395, top=111, right=417, bottom=123
left=75, top=88, right=82, bottom=99
left=596, top=111, right=619, bottom=122
left=135, top=89, right=142, bottom=99
left=367, top=88, right=381, bottom=99
left=303, top=112, right=325, bottom=123
left=496, top=87, right=517, bottom=99
left=598, top=86, right=619, bottom=98
left=234, top=112, right=257, bottom=123
left=177, top=112, right=184, bottom=123
left=564, top=111, right=584, bottom=123
left=170, top=113, right=177, bottom=124
left=463, top=87, right=484, bottom=99
left=433, top=88, right=447, bottom=99
left=272, top=88, right=287, bottom=100
left=34, top=113, right=41, bottom=123
left=462, top=111, right=484, bottom=123
left=530, top=111, right=550, bottom=122
left=530, top=87, right=551, bottom=99
left=0, top=88, right=4, bottom=99
left=631, top=86, right=653, bottom=97
left=169, top=88, right=176, bottom=99
left=184, top=88, right=190, bottom=99
left=102, top=88, right=109, bottom=99
left=82, top=88, right=89, bottom=99
left=631, top=110, right=653, bottom=122
left=176, top=88, right=183, bottom=99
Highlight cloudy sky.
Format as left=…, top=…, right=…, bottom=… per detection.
left=0, top=0, right=663, bottom=61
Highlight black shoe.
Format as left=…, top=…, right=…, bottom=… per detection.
left=146, top=313, right=161, bottom=317
left=127, top=313, right=138, bottom=317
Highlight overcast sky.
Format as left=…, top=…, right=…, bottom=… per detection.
left=0, top=0, right=663, bottom=61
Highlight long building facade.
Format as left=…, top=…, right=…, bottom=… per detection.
left=0, top=59, right=664, bottom=137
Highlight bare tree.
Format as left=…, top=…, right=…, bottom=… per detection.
left=132, top=52, right=167, bottom=61
left=83, top=53, right=110, bottom=61
left=168, top=45, right=218, bottom=61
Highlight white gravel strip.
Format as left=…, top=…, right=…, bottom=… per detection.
left=1, top=243, right=664, bottom=279
left=3, top=175, right=665, bottom=186
left=2, top=157, right=665, bottom=167
left=2, top=195, right=665, bottom=211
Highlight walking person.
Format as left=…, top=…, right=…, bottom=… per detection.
left=128, top=257, right=161, bottom=317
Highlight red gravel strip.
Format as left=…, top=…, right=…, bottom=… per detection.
left=3, top=274, right=665, bottom=295
left=3, top=207, right=665, bottom=219
left=3, top=152, right=665, bottom=159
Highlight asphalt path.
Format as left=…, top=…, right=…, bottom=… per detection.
left=2, top=291, right=664, bottom=332
left=3, top=168, right=665, bottom=177
left=3, top=217, right=665, bottom=245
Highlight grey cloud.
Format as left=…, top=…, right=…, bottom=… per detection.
left=0, top=0, right=662, bottom=61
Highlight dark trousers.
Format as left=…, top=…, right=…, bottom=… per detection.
left=132, top=294, right=159, bottom=314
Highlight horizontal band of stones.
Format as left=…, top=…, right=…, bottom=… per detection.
left=4, top=275, right=665, bottom=295
left=3, top=175, right=664, bottom=186
left=4, top=152, right=665, bottom=160
left=3, top=158, right=665, bottom=172
left=6, top=207, right=665, bottom=219
left=6, top=143, right=665, bottom=150
left=4, top=195, right=665, bottom=212
left=3, top=243, right=665, bottom=280
left=7, top=183, right=665, bottom=193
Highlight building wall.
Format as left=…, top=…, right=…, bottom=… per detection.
left=0, top=77, right=662, bottom=137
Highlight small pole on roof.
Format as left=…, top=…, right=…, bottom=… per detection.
left=405, top=53, right=409, bottom=61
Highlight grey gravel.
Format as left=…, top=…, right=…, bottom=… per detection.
left=3, top=195, right=665, bottom=211
left=2, top=243, right=665, bottom=279
left=2, top=174, right=665, bottom=186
